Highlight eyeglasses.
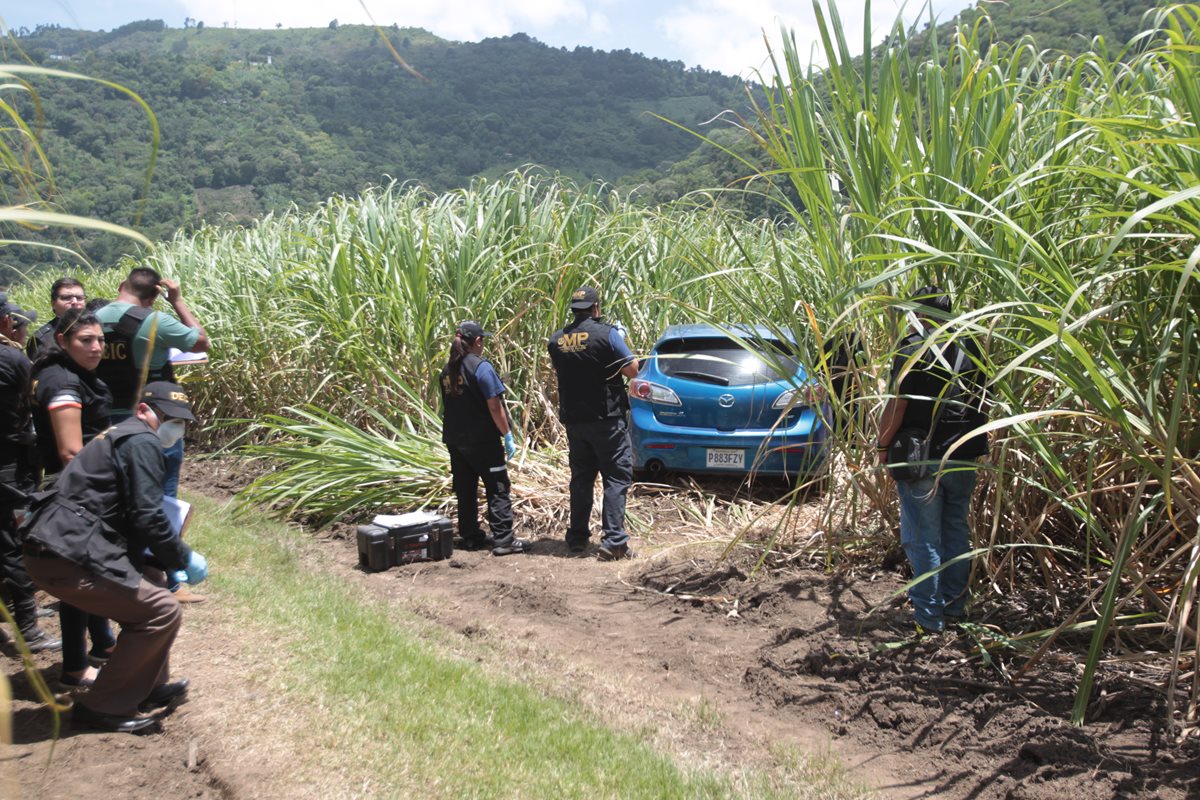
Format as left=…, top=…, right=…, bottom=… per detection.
left=56, top=294, right=85, bottom=302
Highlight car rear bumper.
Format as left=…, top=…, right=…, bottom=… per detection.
left=630, top=405, right=829, bottom=476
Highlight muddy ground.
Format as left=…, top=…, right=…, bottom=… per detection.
left=8, top=457, right=1200, bottom=799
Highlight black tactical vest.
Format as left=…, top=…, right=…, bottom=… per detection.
left=97, top=306, right=175, bottom=413
left=24, top=418, right=160, bottom=587
left=440, top=353, right=500, bottom=446
left=547, top=316, right=630, bottom=424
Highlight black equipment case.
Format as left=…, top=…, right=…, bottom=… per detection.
left=357, top=514, right=454, bottom=571
left=391, top=516, right=454, bottom=563
left=356, top=525, right=393, bottom=572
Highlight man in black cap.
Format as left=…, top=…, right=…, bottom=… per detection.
left=548, top=286, right=639, bottom=559
left=22, top=381, right=208, bottom=733
left=0, top=294, right=60, bottom=653
left=10, top=307, right=35, bottom=350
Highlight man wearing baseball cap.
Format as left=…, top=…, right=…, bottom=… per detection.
left=0, top=294, right=60, bottom=653
left=22, top=380, right=207, bottom=733
left=547, top=286, right=639, bottom=560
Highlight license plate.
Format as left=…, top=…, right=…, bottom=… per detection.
left=705, top=448, right=745, bottom=469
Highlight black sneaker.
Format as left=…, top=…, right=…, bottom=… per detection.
left=597, top=543, right=634, bottom=561
left=567, top=542, right=588, bottom=556
left=492, top=538, right=531, bottom=556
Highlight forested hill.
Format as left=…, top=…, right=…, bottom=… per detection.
left=3, top=21, right=747, bottom=272
left=1, top=1, right=1168, bottom=276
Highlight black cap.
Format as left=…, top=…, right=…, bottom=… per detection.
left=11, top=308, right=35, bottom=328
left=569, top=286, right=599, bottom=310
left=456, top=321, right=491, bottom=341
left=0, top=292, right=12, bottom=318
left=141, top=381, right=197, bottom=422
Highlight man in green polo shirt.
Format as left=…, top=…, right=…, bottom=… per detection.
left=96, top=267, right=210, bottom=601
left=95, top=267, right=209, bottom=418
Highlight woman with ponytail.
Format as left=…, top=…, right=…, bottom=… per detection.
left=438, top=321, right=528, bottom=556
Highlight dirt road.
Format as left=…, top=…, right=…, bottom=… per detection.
left=9, top=468, right=1199, bottom=799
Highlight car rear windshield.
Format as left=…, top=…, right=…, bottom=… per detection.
left=655, top=337, right=801, bottom=387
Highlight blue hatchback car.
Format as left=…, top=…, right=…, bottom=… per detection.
left=630, top=324, right=828, bottom=479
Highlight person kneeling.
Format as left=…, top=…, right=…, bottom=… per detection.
left=22, top=382, right=208, bottom=733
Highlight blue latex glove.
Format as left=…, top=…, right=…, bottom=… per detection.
left=171, top=569, right=188, bottom=585
left=503, top=431, right=517, bottom=460
left=183, top=551, right=209, bottom=585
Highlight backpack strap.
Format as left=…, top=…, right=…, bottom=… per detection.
left=114, top=305, right=152, bottom=337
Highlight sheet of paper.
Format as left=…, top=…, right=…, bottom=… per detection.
left=168, top=347, right=209, bottom=365
left=373, top=510, right=439, bottom=528
left=163, top=495, right=192, bottom=536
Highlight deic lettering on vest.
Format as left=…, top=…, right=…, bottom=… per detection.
left=557, top=332, right=589, bottom=353
left=103, top=342, right=127, bottom=360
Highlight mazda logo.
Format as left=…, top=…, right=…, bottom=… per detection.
left=717, top=394, right=735, bottom=408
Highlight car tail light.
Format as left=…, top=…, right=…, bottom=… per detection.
left=631, top=379, right=681, bottom=406
left=773, top=383, right=826, bottom=409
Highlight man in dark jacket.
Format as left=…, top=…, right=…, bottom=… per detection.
left=26, top=276, right=85, bottom=359
left=22, top=381, right=208, bottom=733
left=0, top=294, right=59, bottom=653
left=548, top=286, right=639, bottom=560
left=876, top=286, right=989, bottom=635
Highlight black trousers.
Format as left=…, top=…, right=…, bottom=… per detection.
left=565, top=418, right=632, bottom=548
left=0, top=489, right=38, bottom=634
left=447, top=440, right=514, bottom=546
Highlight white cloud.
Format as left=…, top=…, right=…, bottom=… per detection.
left=655, top=0, right=972, bottom=76
left=586, top=10, right=611, bottom=38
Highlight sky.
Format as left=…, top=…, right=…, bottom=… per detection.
left=2, top=0, right=975, bottom=78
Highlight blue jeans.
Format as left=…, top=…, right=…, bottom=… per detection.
left=162, top=437, right=184, bottom=499
left=896, top=467, right=978, bottom=631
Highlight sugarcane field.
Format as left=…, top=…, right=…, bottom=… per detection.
left=3, top=2, right=1200, bottom=798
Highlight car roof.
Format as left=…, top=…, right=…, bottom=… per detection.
left=655, top=323, right=799, bottom=346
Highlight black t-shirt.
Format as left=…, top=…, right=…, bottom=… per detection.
left=32, top=358, right=113, bottom=474
left=892, top=332, right=989, bottom=460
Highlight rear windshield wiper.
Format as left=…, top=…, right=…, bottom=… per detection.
left=671, top=370, right=730, bottom=386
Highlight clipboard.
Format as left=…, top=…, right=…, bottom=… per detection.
left=163, top=495, right=193, bottom=537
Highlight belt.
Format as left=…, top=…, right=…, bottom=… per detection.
left=23, top=543, right=61, bottom=560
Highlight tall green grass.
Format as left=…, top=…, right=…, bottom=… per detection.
left=728, top=2, right=1200, bottom=729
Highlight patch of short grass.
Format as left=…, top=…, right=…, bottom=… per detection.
left=675, top=694, right=725, bottom=733
left=185, top=494, right=737, bottom=799
left=747, top=744, right=873, bottom=800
